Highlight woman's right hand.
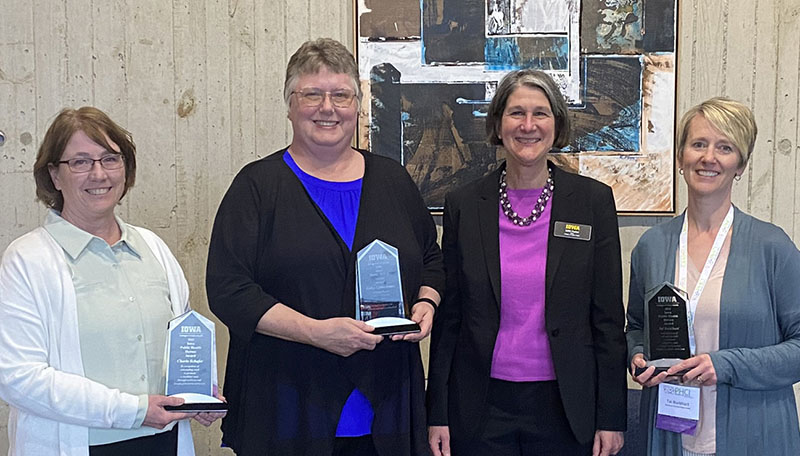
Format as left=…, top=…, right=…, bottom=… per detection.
left=630, top=353, right=668, bottom=387
left=310, top=317, right=384, bottom=357
left=429, top=425, right=451, bottom=456
left=143, top=395, right=196, bottom=429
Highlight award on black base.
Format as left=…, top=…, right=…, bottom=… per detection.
left=355, top=239, right=420, bottom=336
left=164, top=310, right=227, bottom=412
left=636, top=282, right=691, bottom=376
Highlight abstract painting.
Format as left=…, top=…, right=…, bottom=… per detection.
left=357, top=0, right=677, bottom=213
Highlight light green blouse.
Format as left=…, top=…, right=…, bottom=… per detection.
left=44, top=212, right=175, bottom=445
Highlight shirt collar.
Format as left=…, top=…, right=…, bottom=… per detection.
left=44, top=209, right=141, bottom=260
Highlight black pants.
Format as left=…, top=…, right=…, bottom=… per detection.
left=474, top=379, right=592, bottom=456
left=89, top=426, right=178, bottom=456
left=333, top=435, right=379, bottom=456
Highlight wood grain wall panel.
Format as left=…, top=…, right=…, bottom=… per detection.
left=2, top=0, right=800, bottom=453
left=750, top=0, right=779, bottom=222
left=123, top=2, right=178, bottom=245
left=692, top=1, right=728, bottom=100
left=675, top=1, right=693, bottom=211
left=32, top=0, right=69, bottom=140
left=205, top=0, right=233, bottom=218
left=228, top=0, right=258, bottom=173
left=726, top=0, right=757, bottom=210
left=255, top=0, right=289, bottom=152
left=91, top=1, right=130, bottom=125
left=780, top=0, right=800, bottom=241
left=64, top=0, right=93, bottom=107
left=773, top=0, right=799, bottom=236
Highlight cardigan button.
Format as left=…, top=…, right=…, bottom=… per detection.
left=551, top=329, right=559, bottom=337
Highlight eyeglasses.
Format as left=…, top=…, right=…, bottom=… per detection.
left=57, top=154, right=125, bottom=173
left=291, top=89, right=356, bottom=108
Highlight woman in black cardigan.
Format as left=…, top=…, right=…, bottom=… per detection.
left=206, top=38, right=443, bottom=456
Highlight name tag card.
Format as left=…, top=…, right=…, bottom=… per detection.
left=656, top=383, right=699, bottom=435
left=553, top=221, right=592, bottom=241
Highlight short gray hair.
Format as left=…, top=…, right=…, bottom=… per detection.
left=486, top=70, right=571, bottom=148
left=284, top=38, right=361, bottom=107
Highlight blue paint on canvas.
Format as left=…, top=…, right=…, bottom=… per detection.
left=570, top=102, right=641, bottom=151
left=485, top=36, right=570, bottom=71
left=485, top=37, right=521, bottom=70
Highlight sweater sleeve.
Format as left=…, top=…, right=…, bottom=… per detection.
left=206, top=168, right=281, bottom=341
left=0, top=238, right=140, bottom=429
left=626, top=242, right=647, bottom=366
left=711, top=237, right=800, bottom=390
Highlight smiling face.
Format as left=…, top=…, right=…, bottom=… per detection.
left=288, top=67, right=358, bottom=154
left=48, top=130, right=126, bottom=229
left=499, top=85, right=556, bottom=172
left=680, top=114, right=745, bottom=202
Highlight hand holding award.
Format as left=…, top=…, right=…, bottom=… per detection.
left=356, top=240, right=421, bottom=336
left=634, top=282, right=691, bottom=378
left=164, top=310, right=228, bottom=412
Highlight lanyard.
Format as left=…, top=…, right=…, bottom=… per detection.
left=678, top=205, right=733, bottom=355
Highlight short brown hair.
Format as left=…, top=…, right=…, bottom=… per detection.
left=283, top=38, right=361, bottom=106
left=34, top=107, right=137, bottom=211
left=486, top=70, right=571, bottom=149
left=676, top=97, right=757, bottom=168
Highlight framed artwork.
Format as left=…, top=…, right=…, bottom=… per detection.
left=356, top=0, right=678, bottom=214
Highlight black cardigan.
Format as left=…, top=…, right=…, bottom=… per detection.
left=207, top=149, right=444, bottom=455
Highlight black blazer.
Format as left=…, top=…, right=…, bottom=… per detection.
left=426, top=162, right=627, bottom=449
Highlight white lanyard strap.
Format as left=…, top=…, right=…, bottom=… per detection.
left=678, top=205, right=734, bottom=355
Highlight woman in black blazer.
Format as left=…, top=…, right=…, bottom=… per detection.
left=426, top=70, right=627, bottom=456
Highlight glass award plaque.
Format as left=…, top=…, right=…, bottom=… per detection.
left=356, top=239, right=420, bottom=336
left=164, top=310, right=227, bottom=412
left=638, top=282, right=691, bottom=376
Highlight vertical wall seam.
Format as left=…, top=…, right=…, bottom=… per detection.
left=690, top=0, right=698, bottom=98
left=721, top=0, right=728, bottom=95
left=770, top=1, right=780, bottom=222
left=748, top=0, right=760, bottom=211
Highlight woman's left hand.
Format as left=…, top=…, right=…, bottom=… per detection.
left=391, top=301, right=435, bottom=342
left=667, top=353, right=717, bottom=386
left=593, top=430, right=624, bottom=456
left=192, top=394, right=227, bottom=427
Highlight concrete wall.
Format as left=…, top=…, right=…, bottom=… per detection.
left=0, top=0, right=798, bottom=454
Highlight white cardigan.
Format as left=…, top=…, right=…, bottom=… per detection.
left=0, top=221, right=195, bottom=456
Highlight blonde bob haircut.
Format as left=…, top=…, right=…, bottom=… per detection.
left=676, top=97, right=757, bottom=168
left=283, top=38, right=361, bottom=107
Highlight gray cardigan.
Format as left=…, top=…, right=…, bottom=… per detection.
left=626, top=206, right=800, bottom=455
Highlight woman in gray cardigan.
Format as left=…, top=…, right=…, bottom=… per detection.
left=626, top=97, right=800, bottom=455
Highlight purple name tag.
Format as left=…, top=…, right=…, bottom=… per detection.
left=656, top=413, right=697, bottom=435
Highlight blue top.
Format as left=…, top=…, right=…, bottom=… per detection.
left=283, top=151, right=373, bottom=437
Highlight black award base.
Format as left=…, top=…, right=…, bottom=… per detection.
left=165, top=393, right=228, bottom=413
left=366, top=317, right=421, bottom=336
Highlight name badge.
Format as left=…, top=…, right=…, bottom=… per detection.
left=553, top=221, right=592, bottom=241
left=655, top=383, right=700, bottom=434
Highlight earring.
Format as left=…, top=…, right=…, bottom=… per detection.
left=678, top=168, right=684, bottom=175
left=734, top=174, right=742, bottom=181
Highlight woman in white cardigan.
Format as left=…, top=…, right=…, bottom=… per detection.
left=0, top=107, right=222, bottom=456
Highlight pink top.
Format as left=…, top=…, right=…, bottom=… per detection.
left=490, top=187, right=556, bottom=381
left=679, top=230, right=731, bottom=454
